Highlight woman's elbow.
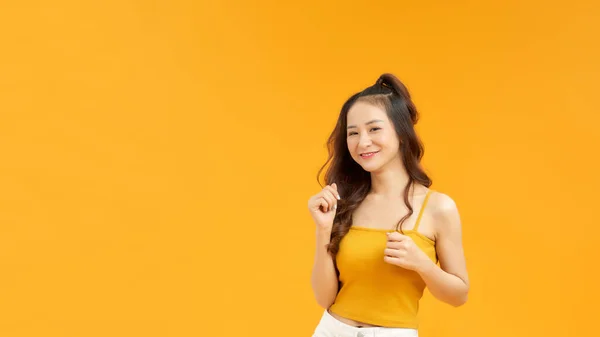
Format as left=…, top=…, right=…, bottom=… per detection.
left=316, top=297, right=335, bottom=309
left=313, top=291, right=336, bottom=309
left=451, top=293, right=468, bottom=307
left=451, top=286, right=469, bottom=307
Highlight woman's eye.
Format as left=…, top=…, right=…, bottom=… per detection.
left=348, top=132, right=357, bottom=136
left=370, top=127, right=381, bottom=132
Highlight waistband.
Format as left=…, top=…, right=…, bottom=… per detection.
left=319, top=310, right=418, bottom=337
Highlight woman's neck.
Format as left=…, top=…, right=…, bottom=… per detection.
left=368, top=159, right=412, bottom=198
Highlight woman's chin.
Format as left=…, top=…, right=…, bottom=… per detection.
left=360, top=162, right=381, bottom=173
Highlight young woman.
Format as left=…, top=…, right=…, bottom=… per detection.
left=307, top=73, right=469, bottom=337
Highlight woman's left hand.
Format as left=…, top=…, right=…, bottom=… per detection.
left=384, top=232, right=432, bottom=272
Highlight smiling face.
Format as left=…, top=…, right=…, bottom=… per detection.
left=346, top=100, right=402, bottom=173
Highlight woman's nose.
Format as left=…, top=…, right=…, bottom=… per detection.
left=358, top=134, right=372, bottom=147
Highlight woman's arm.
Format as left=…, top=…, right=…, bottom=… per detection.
left=416, top=194, right=470, bottom=307
left=310, top=228, right=339, bottom=309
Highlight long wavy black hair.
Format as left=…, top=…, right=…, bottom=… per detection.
left=317, top=73, right=432, bottom=259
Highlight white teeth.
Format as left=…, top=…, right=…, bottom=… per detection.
left=362, top=152, right=376, bottom=156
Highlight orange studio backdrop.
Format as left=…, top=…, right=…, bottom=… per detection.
left=0, top=1, right=598, bottom=337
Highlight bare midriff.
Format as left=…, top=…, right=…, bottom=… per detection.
left=327, top=309, right=381, bottom=328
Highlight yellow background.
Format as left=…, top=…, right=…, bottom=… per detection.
left=1, top=1, right=599, bottom=336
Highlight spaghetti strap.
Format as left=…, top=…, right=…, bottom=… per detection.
left=413, top=189, right=433, bottom=232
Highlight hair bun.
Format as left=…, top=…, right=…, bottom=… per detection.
left=377, top=73, right=419, bottom=125
left=376, top=74, right=393, bottom=89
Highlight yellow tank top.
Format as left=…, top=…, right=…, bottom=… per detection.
left=328, top=190, right=438, bottom=329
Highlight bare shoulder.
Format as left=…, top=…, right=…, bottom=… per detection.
left=427, top=190, right=462, bottom=237
left=428, top=191, right=458, bottom=213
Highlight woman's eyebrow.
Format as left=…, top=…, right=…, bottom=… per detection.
left=347, top=119, right=384, bottom=129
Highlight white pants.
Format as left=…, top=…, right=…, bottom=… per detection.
left=312, top=310, right=418, bottom=337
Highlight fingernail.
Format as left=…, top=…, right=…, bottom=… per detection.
left=337, top=195, right=341, bottom=200
left=334, top=204, right=337, bottom=210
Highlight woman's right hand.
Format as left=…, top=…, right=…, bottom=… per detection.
left=308, top=183, right=341, bottom=231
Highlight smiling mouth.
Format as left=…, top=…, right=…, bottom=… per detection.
left=360, top=151, right=379, bottom=158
